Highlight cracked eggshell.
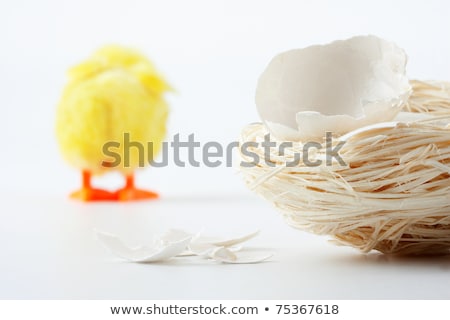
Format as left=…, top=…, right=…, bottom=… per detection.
left=95, top=230, right=191, bottom=262
left=185, top=230, right=258, bottom=257
left=210, top=247, right=273, bottom=264
left=256, top=35, right=411, bottom=141
left=188, top=242, right=243, bottom=257
left=208, top=230, right=260, bottom=247
left=159, top=229, right=193, bottom=245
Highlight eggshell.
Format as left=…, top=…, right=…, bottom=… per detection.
left=211, top=247, right=273, bottom=264
left=95, top=230, right=191, bottom=263
left=256, top=35, right=411, bottom=141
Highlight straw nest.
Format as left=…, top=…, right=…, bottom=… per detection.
left=239, top=80, right=450, bottom=255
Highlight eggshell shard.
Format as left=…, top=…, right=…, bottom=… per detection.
left=208, top=230, right=260, bottom=247
left=211, top=248, right=273, bottom=264
left=210, top=247, right=238, bottom=262
left=256, top=35, right=411, bottom=141
left=95, top=229, right=272, bottom=264
left=95, top=230, right=191, bottom=263
left=185, top=230, right=259, bottom=257
left=159, top=229, right=194, bottom=245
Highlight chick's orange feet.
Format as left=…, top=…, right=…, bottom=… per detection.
left=70, top=171, right=158, bottom=202
left=70, top=171, right=117, bottom=201
left=115, top=175, right=159, bottom=201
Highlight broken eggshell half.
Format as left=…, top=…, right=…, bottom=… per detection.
left=255, top=35, right=411, bottom=141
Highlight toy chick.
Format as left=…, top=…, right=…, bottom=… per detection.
left=56, top=45, right=171, bottom=201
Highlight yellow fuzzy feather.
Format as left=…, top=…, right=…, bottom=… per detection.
left=56, top=46, right=170, bottom=174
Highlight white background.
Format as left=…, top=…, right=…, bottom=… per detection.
left=1, top=0, right=450, bottom=300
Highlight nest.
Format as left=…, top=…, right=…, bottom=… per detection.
left=239, top=80, right=450, bottom=255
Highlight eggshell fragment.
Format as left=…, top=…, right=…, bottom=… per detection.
left=210, top=247, right=273, bottom=264
left=159, top=229, right=194, bottom=244
left=210, top=247, right=237, bottom=262
left=95, top=229, right=273, bottom=264
left=184, top=230, right=259, bottom=257
left=188, top=241, right=243, bottom=257
left=95, top=230, right=191, bottom=262
left=186, top=241, right=215, bottom=256
left=256, top=35, right=411, bottom=141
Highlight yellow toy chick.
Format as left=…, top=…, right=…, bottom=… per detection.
left=56, top=45, right=170, bottom=201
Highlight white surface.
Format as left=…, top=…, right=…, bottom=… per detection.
left=1, top=193, right=449, bottom=300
